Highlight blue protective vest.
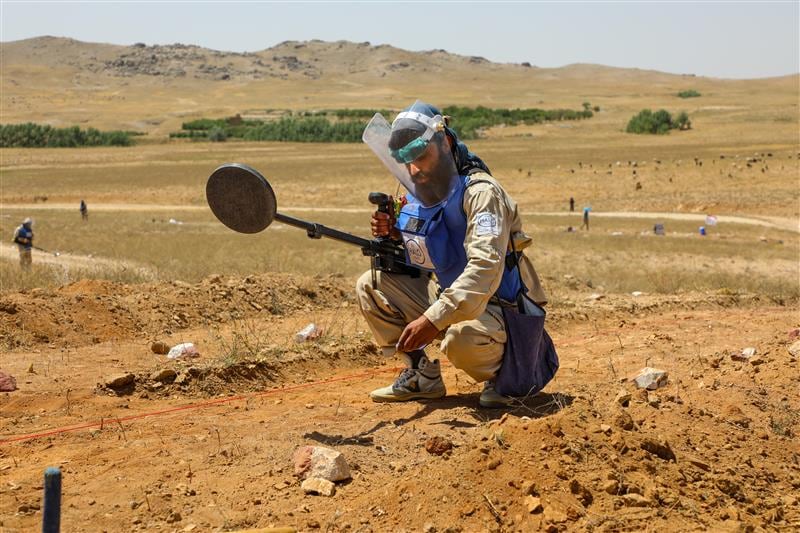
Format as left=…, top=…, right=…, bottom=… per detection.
left=14, top=226, right=33, bottom=250
left=396, top=176, right=522, bottom=302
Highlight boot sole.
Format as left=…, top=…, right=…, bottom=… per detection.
left=370, top=389, right=446, bottom=402
left=479, top=395, right=515, bottom=408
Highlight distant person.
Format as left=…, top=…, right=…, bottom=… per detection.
left=569, top=197, right=574, bottom=212
left=79, top=199, right=88, bottom=221
left=580, top=206, right=591, bottom=230
left=12, top=218, right=34, bottom=270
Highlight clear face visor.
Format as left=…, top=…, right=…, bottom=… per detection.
left=362, top=107, right=457, bottom=207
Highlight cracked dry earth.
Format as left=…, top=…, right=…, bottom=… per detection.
left=1, top=273, right=799, bottom=533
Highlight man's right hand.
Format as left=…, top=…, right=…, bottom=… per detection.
left=371, top=211, right=401, bottom=240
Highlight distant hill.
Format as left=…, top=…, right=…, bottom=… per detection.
left=1, top=36, right=797, bottom=135
left=2, top=36, right=515, bottom=81
left=2, top=35, right=723, bottom=83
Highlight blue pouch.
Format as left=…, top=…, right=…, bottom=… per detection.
left=495, top=292, right=559, bottom=397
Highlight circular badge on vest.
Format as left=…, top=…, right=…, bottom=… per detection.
left=406, top=239, right=427, bottom=265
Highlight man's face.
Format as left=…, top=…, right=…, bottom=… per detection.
left=405, top=137, right=456, bottom=204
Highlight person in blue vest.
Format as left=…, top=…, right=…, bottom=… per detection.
left=357, top=101, right=548, bottom=407
left=12, top=217, right=34, bottom=271
left=580, top=206, right=591, bottom=230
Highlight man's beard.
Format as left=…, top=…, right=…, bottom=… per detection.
left=411, top=145, right=457, bottom=205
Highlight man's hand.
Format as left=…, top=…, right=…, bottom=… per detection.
left=371, top=210, right=402, bottom=240
left=397, top=315, right=440, bottom=353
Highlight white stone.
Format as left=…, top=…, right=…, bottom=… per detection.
left=788, top=340, right=800, bottom=357
left=732, top=347, right=757, bottom=362
left=632, top=367, right=668, bottom=390
left=293, top=446, right=351, bottom=482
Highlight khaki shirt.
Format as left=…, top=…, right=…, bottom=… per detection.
left=423, top=172, right=547, bottom=330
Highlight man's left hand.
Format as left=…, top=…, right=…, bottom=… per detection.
left=397, top=315, right=439, bottom=352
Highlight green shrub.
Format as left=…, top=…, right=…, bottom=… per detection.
left=182, top=118, right=225, bottom=130
left=0, top=123, right=133, bottom=147
left=207, top=126, right=228, bottom=142
left=675, top=111, right=692, bottom=130
left=169, top=130, right=208, bottom=139
left=677, top=89, right=701, bottom=98
left=242, top=117, right=365, bottom=142
left=626, top=109, right=690, bottom=135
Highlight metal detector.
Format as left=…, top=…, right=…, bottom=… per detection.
left=206, top=163, right=419, bottom=285
left=33, top=245, right=60, bottom=257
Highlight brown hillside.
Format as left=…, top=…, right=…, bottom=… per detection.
left=3, top=36, right=797, bottom=136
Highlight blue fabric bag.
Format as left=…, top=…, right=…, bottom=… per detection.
left=495, top=291, right=559, bottom=397
left=494, top=244, right=559, bottom=398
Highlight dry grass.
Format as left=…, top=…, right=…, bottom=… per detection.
left=1, top=206, right=796, bottom=300
left=1, top=49, right=797, bottom=299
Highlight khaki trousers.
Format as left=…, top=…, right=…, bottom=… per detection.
left=19, top=248, right=32, bottom=271
left=356, top=270, right=506, bottom=382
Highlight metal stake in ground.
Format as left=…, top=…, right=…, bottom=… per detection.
left=42, top=467, right=62, bottom=533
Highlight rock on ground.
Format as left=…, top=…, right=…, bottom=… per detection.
left=0, top=371, right=17, bottom=392
left=632, top=367, right=668, bottom=390
left=425, top=436, right=453, bottom=455
left=640, top=437, right=676, bottom=461
left=150, top=341, right=170, bottom=355
left=301, top=477, right=335, bottom=497
left=105, top=372, right=135, bottom=389
left=788, top=340, right=800, bottom=357
left=293, top=446, right=351, bottom=482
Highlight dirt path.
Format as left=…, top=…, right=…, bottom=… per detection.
left=4, top=203, right=798, bottom=232
left=0, top=243, right=155, bottom=278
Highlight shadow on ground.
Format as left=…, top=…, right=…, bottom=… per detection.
left=303, top=392, right=574, bottom=447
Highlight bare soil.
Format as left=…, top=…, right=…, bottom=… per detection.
left=1, top=273, right=798, bottom=532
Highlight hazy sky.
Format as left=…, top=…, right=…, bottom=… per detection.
left=1, top=1, right=798, bottom=79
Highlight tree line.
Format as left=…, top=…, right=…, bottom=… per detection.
left=0, top=123, right=134, bottom=148
left=441, top=105, right=594, bottom=139
left=173, top=105, right=596, bottom=142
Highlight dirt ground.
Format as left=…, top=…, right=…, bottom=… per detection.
left=1, top=273, right=798, bottom=532
left=2, top=33, right=798, bottom=533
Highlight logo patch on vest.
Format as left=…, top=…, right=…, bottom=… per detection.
left=475, top=212, right=499, bottom=236
left=401, top=234, right=435, bottom=269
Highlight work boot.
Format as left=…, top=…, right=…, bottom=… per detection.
left=370, top=357, right=446, bottom=402
left=479, top=380, right=515, bottom=408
